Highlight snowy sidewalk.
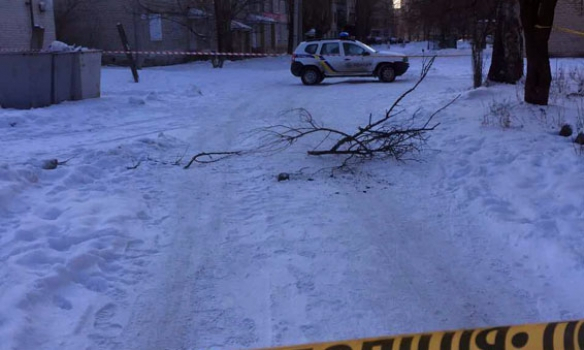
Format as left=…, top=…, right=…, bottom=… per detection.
left=1, top=54, right=583, bottom=350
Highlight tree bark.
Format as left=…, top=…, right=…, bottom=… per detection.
left=214, top=0, right=233, bottom=52
left=285, top=0, right=295, bottom=54
left=302, top=0, right=332, bottom=38
left=519, top=0, right=558, bottom=105
left=354, top=0, right=376, bottom=41
left=488, top=0, right=524, bottom=84
left=472, top=44, right=484, bottom=88
left=468, top=0, right=497, bottom=88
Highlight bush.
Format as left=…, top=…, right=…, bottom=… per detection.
left=569, top=65, right=584, bottom=96
left=483, top=99, right=520, bottom=129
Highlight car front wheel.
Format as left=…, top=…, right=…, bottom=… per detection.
left=378, top=65, right=396, bottom=83
left=301, top=67, right=322, bottom=85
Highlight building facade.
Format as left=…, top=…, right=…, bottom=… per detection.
left=54, top=0, right=289, bottom=66
left=247, top=0, right=289, bottom=53
left=0, top=0, right=56, bottom=50
left=54, top=0, right=211, bottom=66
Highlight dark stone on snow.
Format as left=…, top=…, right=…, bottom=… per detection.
left=559, top=124, right=573, bottom=137
left=575, top=132, right=584, bottom=145
left=42, top=159, right=59, bottom=170
left=277, top=173, right=290, bottom=182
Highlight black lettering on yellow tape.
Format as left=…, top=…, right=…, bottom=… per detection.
left=362, top=339, right=394, bottom=350
left=258, top=320, right=584, bottom=350
left=441, top=332, right=456, bottom=350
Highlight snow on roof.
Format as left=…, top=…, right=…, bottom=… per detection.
left=231, top=20, right=252, bottom=31
left=247, top=14, right=277, bottom=23
left=187, top=8, right=208, bottom=19
left=46, top=41, right=87, bottom=52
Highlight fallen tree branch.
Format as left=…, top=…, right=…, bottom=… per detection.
left=252, top=56, right=459, bottom=165
left=126, top=160, right=142, bottom=170
left=173, top=146, right=190, bottom=166
left=183, top=151, right=243, bottom=169
left=183, top=56, right=460, bottom=169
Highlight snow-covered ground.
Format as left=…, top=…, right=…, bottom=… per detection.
left=1, top=45, right=583, bottom=350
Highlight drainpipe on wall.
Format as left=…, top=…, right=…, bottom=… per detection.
left=26, top=0, right=45, bottom=50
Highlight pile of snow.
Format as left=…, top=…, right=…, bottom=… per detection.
left=0, top=132, right=187, bottom=349
left=46, top=41, right=88, bottom=53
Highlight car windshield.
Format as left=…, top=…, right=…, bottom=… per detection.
left=356, top=41, right=377, bottom=53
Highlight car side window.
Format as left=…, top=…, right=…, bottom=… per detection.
left=304, top=44, right=318, bottom=54
left=343, top=43, right=366, bottom=56
left=320, top=43, right=340, bottom=55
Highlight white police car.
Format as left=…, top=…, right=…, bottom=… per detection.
left=291, top=37, right=409, bottom=85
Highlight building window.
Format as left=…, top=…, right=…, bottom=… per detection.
left=305, top=43, right=318, bottom=54
left=320, top=43, right=340, bottom=55
left=343, top=43, right=366, bottom=55
left=149, top=14, right=163, bottom=41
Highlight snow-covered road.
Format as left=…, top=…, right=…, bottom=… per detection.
left=1, top=48, right=584, bottom=350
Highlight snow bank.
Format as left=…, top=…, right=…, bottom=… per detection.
left=378, top=40, right=491, bottom=57
left=46, top=41, right=88, bottom=53
left=0, top=132, right=187, bottom=349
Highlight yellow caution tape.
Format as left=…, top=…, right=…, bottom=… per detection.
left=259, top=320, right=584, bottom=350
left=535, top=24, right=584, bottom=36
left=554, top=26, right=584, bottom=37
left=534, top=24, right=584, bottom=37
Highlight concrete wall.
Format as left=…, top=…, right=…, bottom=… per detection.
left=0, top=51, right=101, bottom=109
left=0, top=0, right=56, bottom=50
left=550, top=0, right=584, bottom=57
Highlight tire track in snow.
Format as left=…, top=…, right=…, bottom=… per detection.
left=118, top=87, right=273, bottom=350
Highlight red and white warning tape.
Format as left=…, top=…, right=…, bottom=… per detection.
left=0, top=48, right=471, bottom=59
left=103, top=50, right=287, bottom=57
left=0, top=48, right=34, bottom=52
left=0, top=47, right=287, bottom=57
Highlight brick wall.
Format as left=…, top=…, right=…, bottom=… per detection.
left=0, top=0, right=56, bottom=49
left=550, top=0, right=584, bottom=57
left=55, top=0, right=211, bottom=65
left=55, top=0, right=136, bottom=50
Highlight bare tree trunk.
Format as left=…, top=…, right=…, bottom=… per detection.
left=302, top=0, right=332, bottom=38
left=472, top=44, right=485, bottom=88
left=286, top=0, right=295, bottom=54
left=214, top=0, right=233, bottom=52
left=519, top=0, right=558, bottom=105
left=470, top=0, right=496, bottom=89
left=471, top=20, right=488, bottom=88
left=354, top=0, right=374, bottom=41
left=488, top=0, right=523, bottom=84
